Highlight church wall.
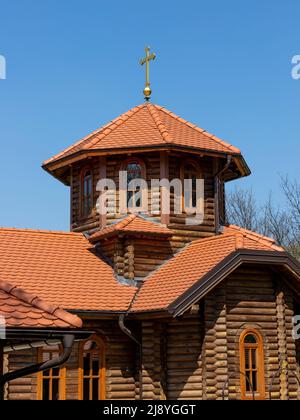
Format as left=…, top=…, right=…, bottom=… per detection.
left=6, top=266, right=299, bottom=400
left=6, top=320, right=139, bottom=401
left=70, top=152, right=221, bottom=243
left=201, top=265, right=298, bottom=400
left=140, top=265, right=300, bottom=400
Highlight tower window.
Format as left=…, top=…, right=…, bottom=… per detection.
left=81, top=168, right=93, bottom=217
left=240, top=329, right=265, bottom=399
left=127, top=162, right=142, bottom=208
left=120, top=158, right=146, bottom=211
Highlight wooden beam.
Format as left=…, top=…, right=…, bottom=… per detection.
left=99, top=156, right=107, bottom=229
left=160, top=151, right=170, bottom=225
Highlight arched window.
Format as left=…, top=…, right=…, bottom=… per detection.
left=240, top=329, right=265, bottom=400
left=121, top=158, right=146, bottom=211
left=180, top=160, right=201, bottom=211
left=79, top=336, right=105, bottom=400
left=37, top=345, right=66, bottom=400
left=81, top=168, right=93, bottom=217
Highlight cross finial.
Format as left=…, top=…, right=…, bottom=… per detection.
left=140, top=46, right=156, bottom=101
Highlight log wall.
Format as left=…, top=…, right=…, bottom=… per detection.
left=6, top=320, right=139, bottom=401
left=5, top=266, right=300, bottom=400
left=70, top=152, right=219, bottom=242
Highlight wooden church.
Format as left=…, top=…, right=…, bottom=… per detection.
left=1, top=50, right=300, bottom=400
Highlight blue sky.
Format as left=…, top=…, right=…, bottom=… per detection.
left=0, top=0, right=299, bottom=230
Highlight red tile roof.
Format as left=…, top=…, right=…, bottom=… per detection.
left=131, top=226, right=284, bottom=312
left=43, top=103, right=241, bottom=168
left=89, top=214, right=172, bottom=242
left=0, top=225, right=285, bottom=315
left=0, top=228, right=136, bottom=312
left=0, top=279, right=82, bottom=328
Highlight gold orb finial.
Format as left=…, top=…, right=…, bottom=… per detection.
left=143, top=86, right=152, bottom=100
left=140, top=46, right=156, bottom=101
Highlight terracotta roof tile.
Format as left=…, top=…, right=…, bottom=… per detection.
left=0, top=224, right=283, bottom=315
left=43, top=103, right=242, bottom=168
left=0, top=279, right=82, bottom=328
left=131, top=227, right=284, bottom=312
left=0, top=228, right=136, bottom=312
left=89, top=214, right=172, bottom=242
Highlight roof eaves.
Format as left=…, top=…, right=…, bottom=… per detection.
left=0, top=279, right=83, bottom=328
left=168, top=249, right=299, bottom=317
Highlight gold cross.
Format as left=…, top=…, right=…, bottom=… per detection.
left=140, top=46, right=156, bottom=101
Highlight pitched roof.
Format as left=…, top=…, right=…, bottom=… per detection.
left=131, top=225, right=285, bottom=313
left=0, top=279, right=82, bottom=328
left=43, top=103, right=242, bottom=169
left=89, top=214, right=172, bottom=242
left=0, top=225, right=289, bottom=316
left=0, top=228, right=136, bottom=312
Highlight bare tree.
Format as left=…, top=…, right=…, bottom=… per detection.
left=261, top=194, right=293, bottom=247
left=280, top=176, right=300, bottom=258
left=226, top=178, right=300, bottom=260
left=226, top=187, right=259, bottom=231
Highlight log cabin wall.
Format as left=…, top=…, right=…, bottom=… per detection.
left=202, top=265, right=299, bottom=400
left=165, top=314, right=204, bottom=399
left=70, top=152, right=220, bottom=242
left=168, top=154, right=217, bottom=241
left=5, top=320, right=139, bottom=400
left=96, top=236, right=178, bottom=280
left=141, top=321, right=167, bottom=400
left=139, top=265, right=300, bottom=401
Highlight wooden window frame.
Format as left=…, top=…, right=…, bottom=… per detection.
left=78, top=335, right=106, bottom=400
left=239, top=329, right=265, bottom=400
left=80, top=166, right=94, bottom=219
left=120, top=157, right=147, bottom=212
left=37, top=346, right=66, bottom=401
left=180, top=159, right=202, bottom=213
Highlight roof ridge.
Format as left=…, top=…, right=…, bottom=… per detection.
left=0, top=227, right=83, bottom=237
left=155, top=105, right=241, bottom=154
left=226, top=225, right=275, bottom=243
left=43, top=104, right=144, bottom=165
left=0, top=279, right=82, bottom=328
left=146, top=103, right=172, bottom=143
left=225, top=225, right=284, bottom=251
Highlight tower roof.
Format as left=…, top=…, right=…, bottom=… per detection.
left=42, top=103, right=250, bottom=183
left=89, top=214, right=173, bottom=242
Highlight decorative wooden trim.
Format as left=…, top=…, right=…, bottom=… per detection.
left=37, top=346, right=66, bottom=401
left=78, top=335, right=106, bottom=400
left=239, top=329, right=265, bottom=400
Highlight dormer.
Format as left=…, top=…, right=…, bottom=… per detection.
left=42, top=103, right=250, bottom=243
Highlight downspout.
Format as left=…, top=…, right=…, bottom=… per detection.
left=214, top=155, right=232, bottom=232
left=0, top=334, right=74, bottom=400
left=119, top=311, right=143, bottom=400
